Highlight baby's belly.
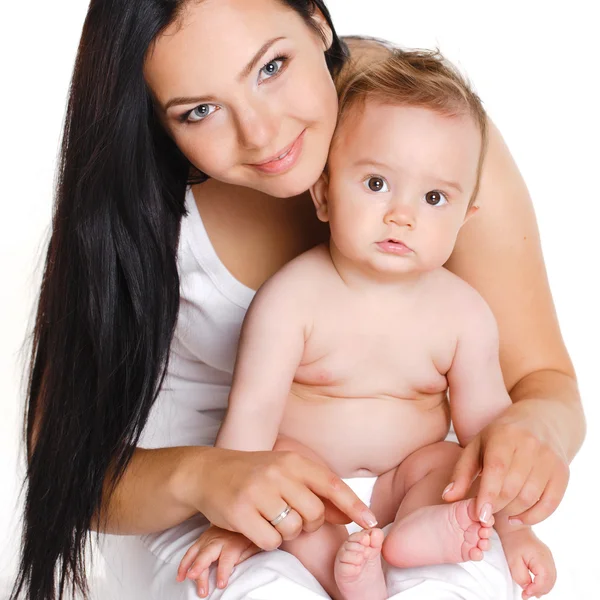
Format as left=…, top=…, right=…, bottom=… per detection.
left=279, top=385, right=451, bottom=478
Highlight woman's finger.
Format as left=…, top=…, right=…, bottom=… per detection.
left=494, top=443, right=535, bottom=512
left=297, top=457, right=377, bottom=528
left=279, top=477, right=326, bottom=532
left=510, top=462, right=569, bottom=526
left=476, top=436, right=516, bottom=518
left=443, top=436, right=482, bottom=502
left=269, top=507, right=303, bottom=541
left=230, top=506, right=283, bottom=551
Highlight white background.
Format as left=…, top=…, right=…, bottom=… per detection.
left=1, top=1, right=598, bottom=598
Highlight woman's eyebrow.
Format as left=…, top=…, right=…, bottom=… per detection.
left=238, top=36, right=286, bottom=81
left=163, top=37, right=286, bottom=112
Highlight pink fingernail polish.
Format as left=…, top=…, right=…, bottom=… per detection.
left=442, top=483, right=454, bottom=499
left=218, top=580, right=225, bottom=588
left=479, top=503, right=492, bottom=524
left=364, top=511, right=378, bottom=527
left=509, top=518, right=524, bottom=526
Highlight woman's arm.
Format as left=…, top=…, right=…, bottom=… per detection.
left=442, top=120, right=586, bottom=523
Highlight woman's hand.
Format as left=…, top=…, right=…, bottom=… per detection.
left=443, top=409, right=570, bottom=525
left=184, top=447, right=377, bottom=551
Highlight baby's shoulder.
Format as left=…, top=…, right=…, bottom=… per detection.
left=428, top=268, right=494, bottom=320
left=251, top=244, right=333, bottom=311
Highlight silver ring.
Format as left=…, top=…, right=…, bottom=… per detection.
left=269, top=504, right=292, bottom=526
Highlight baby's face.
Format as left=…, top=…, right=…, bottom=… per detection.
left=317, top=101, right=482, bottom=276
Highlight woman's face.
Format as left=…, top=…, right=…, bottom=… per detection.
left=145, top=0, right=339, bottom=198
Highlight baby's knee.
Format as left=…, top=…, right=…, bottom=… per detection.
left=401, top=441, right=462, bottom=487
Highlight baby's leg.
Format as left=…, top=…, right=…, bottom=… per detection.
left=376, top=442, right=493, bottom=568
left=273, top=437, right=386, bottom=600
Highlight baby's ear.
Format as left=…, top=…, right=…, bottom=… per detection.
left=310, top=171, right=330, bottom=223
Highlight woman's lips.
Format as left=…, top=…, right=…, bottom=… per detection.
left=248, top=130, right=306, bottom=175
left=376, top=240, right=413, bottom=255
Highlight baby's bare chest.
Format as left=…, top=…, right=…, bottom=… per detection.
left=295, top=306, right=455, bottom=399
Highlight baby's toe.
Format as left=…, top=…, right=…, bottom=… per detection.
left=468, top=547, right=484, bottom=561
left=368, top=528, right=385, bottom=549
left=477, top=538, right=490, bottom=551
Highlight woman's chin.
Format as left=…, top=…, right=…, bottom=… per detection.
left=258, top=162, right=326, bottom=198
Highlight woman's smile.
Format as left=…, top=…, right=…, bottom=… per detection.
left=246, top=128, right=306, bottom=175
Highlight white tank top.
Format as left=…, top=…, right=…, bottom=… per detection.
left=139, top=187, right=255, bottom=449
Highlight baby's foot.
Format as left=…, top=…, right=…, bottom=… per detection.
left=334, top=528, right=387, bottom=600
left=382, top=498, right=493, bottom=568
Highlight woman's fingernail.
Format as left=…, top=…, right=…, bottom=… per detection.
left=199, top=588, right=205, bottom=597
left=364, top=511, right=378, bottom=527
left=479, top=503, right=492, bottom=524
left=217, top=580, right=225, bottom=588
left=442, top=483, right=454, bottom=499
left=509, top=518, right=524, bottom=526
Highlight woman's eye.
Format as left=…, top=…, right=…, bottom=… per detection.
left=187, top=104, right=218, bottom=123
left=363, top=176, right=389, bottom=193
left=258, top=57, right=286, bottom=83
left=424, top=190, right=448, bottom=206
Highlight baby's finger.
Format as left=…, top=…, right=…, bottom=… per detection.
left=177, top=542, right=202, bottom=582
left=509, top=557, right=533, bottom=592
left=195, top=569, right=210, bottom=598
left=216, top=550, right=239, bottom=589
left=187, top=543, right=222, bottom=580
left=237, top=544, right=262, bottom=563
left=524, top=555, right=557, bottom=598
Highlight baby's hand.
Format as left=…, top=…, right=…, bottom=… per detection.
left=500, top=527, right=556, bottom=599
left=176, top=524, right=262, bottom=598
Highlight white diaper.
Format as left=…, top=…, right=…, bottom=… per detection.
left=342, top=476, right=378, bottom=534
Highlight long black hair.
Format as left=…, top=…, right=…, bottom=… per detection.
left=11, top=1, right=347, bottom=599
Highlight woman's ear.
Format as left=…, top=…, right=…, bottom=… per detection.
left=311, top=9, right=333, bottom=51
left=463, top=204, right=479, bottom=223
left=310, top=170, right=330, bottom=222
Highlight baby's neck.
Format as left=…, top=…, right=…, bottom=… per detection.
left=327, top=241, right=435, bottom=294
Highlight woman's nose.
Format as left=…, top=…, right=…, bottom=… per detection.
left=235, top=102, right=279, bottom=150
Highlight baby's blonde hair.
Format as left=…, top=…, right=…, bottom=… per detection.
left=335, top=48, right=488, bottom=207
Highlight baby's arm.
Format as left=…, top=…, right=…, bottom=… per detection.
left=216, top=268, right=308, bottom=452
left=446, top=287, right=512, bottom=448
left=446, top=289, right=557, bottom=597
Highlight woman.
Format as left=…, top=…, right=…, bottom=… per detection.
left=13, top=0, right=584, bottom=599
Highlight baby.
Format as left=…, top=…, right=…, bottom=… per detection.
left=178, top=49, right=555, bottom=600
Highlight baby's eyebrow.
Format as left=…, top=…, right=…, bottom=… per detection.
left=351, top=159, right=391, bottom=171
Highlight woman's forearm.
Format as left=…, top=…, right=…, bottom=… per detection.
left=507, top=368, right=586, bottom=462
left=94, top=445, right=210, bottom=535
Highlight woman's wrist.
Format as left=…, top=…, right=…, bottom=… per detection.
left=507, top=369, right=586, bottom=462
left=171, top=444, right=216, bottom=516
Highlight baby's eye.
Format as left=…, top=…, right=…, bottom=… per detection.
left=424, top=190, right=448, bottom=206
left=363, top=176, right=389, bottom=193
left=187, top=104, right=218, bottom=123
left=258, top=57, right=286, bottom=83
